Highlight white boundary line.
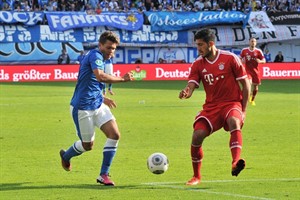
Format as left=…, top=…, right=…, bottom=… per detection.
left=153, top=184, right=273, bottom=200
left=142, top=177, right=300, bottom=185
left=142, top=178, right=300, bottom=200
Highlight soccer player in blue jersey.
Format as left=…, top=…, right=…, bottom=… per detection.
left=59, top=31, right=133, bottom=186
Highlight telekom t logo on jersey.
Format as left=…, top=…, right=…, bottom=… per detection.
left=204, top=74, right=214, bottom=85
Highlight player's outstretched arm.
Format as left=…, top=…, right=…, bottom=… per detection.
left=94, top=69, right=133, bottom=83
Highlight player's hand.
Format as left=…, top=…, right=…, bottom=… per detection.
left=123, top=72, right=134, bottom=82
left=242, top=111, right=246, bottom=123
left=104, top=97, right=117, bottom=109
left=179, top=87, right=190, bottom=99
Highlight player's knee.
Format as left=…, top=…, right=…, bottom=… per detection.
left=112, top=134, right=120, bottom=140
left=108, top=132, right=120, bottom=140
left=82, top=142, right=94, bottom=151
left=192, top=130, right=208, bottom=145
left=227, top=117, right=241, bottom=130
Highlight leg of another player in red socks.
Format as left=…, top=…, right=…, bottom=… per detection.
left=230, top=129, right=245, bottom=176
left=251, top=88, right=258, bottom=102
left=186, top=145, right=203, bottom=185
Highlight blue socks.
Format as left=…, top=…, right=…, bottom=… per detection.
left=100, top=138, right=118, bottom=175
left=63, top=140, right=85, bottom=161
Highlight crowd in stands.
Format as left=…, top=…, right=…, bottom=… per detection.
left=1, top=0, right=300, bottom=13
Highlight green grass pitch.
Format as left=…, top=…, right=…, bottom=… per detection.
left=0, top=80, right=299, bottom=200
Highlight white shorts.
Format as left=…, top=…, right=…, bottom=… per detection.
left=70, top=104, right=116, bottom=142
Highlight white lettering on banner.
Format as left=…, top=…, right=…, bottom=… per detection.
left=54, top=69, right=78, bottom=80
left=156, top=68, right=189, bottom=78
left=131, top=29, right=179, bottom=42
left=0, top=11, right=43, bottom=25
left=0, top=70, right=9, bottom=81
left=159, top=15, right=197, bottom=26
left=50, top=15, right=60, bottom=28
left=198, top=12, right=246, bottom=22
left=12, top=70, right=51, bottom=82
left=262, top=67, right=300, bottom=77
left=40, top=26, right=76, bottom=42
left=50, top=14, right=128, bottom=30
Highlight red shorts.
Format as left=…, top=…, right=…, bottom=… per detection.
left=193, top=102, right=244, bottom=134
left=247, top=69, right=261, bottom=85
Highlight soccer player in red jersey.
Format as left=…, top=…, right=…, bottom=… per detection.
left=179, top=29, right=251, bottom=185
left=240, top=37, right=266, bottom=106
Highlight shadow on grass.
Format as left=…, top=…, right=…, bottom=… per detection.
left=0, top=182, right=210, bottom=191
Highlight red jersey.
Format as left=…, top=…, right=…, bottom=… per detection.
left=240, top=47, right=264, bottom=72
left=188, top=50, right=247, bottom=109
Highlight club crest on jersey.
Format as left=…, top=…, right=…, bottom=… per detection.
left=95, top=59, right=103, bottom=66
left=218, top=63, right=225, bottom=70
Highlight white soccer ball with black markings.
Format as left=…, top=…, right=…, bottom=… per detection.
left=147, top=152, right=169, bottom=174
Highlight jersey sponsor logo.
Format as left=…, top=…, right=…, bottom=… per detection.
left=95, top=59, right=103, bottom=66
left=204, top=74, right=214, bottom=85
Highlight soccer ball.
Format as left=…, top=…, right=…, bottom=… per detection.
left=147, top=152, right=169, bottom=174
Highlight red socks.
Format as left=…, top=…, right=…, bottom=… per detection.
left=251, top=89, right=258, bottom=101
left=229, top=129, right=243, bottom=164
left=191, top=145, right=203, bottom=179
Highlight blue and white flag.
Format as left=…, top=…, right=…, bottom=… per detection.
left=45, top=12, right=143, bottom=31
left=144, top=11, right=250, bottom=32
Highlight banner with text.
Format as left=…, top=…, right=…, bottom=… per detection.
left=1, top=24, right=299, bottom=46
left=0, top=11, right=44, bottom=25
left=45, top=11, right=143, bottom=31
left=268, top=12, right=300, bottom=25
left=0, top=25, right=188, bottom=44
left=0, top=42, right=83, bottom=64
left=1, top=63, right=299, bottom=82
left=144, top=11, right=249, bottom=32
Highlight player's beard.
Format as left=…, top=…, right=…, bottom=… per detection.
left=202, top=47, right=212, bottom=59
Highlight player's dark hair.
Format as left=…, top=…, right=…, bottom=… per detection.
left=99, top=31, right=120, bottom=45
left=194, top=29, right=216, bottom=43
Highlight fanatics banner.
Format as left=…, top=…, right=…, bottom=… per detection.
left=45, top=11, right=144, bottom=31
left=1, top=63, right=299, bottom=82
